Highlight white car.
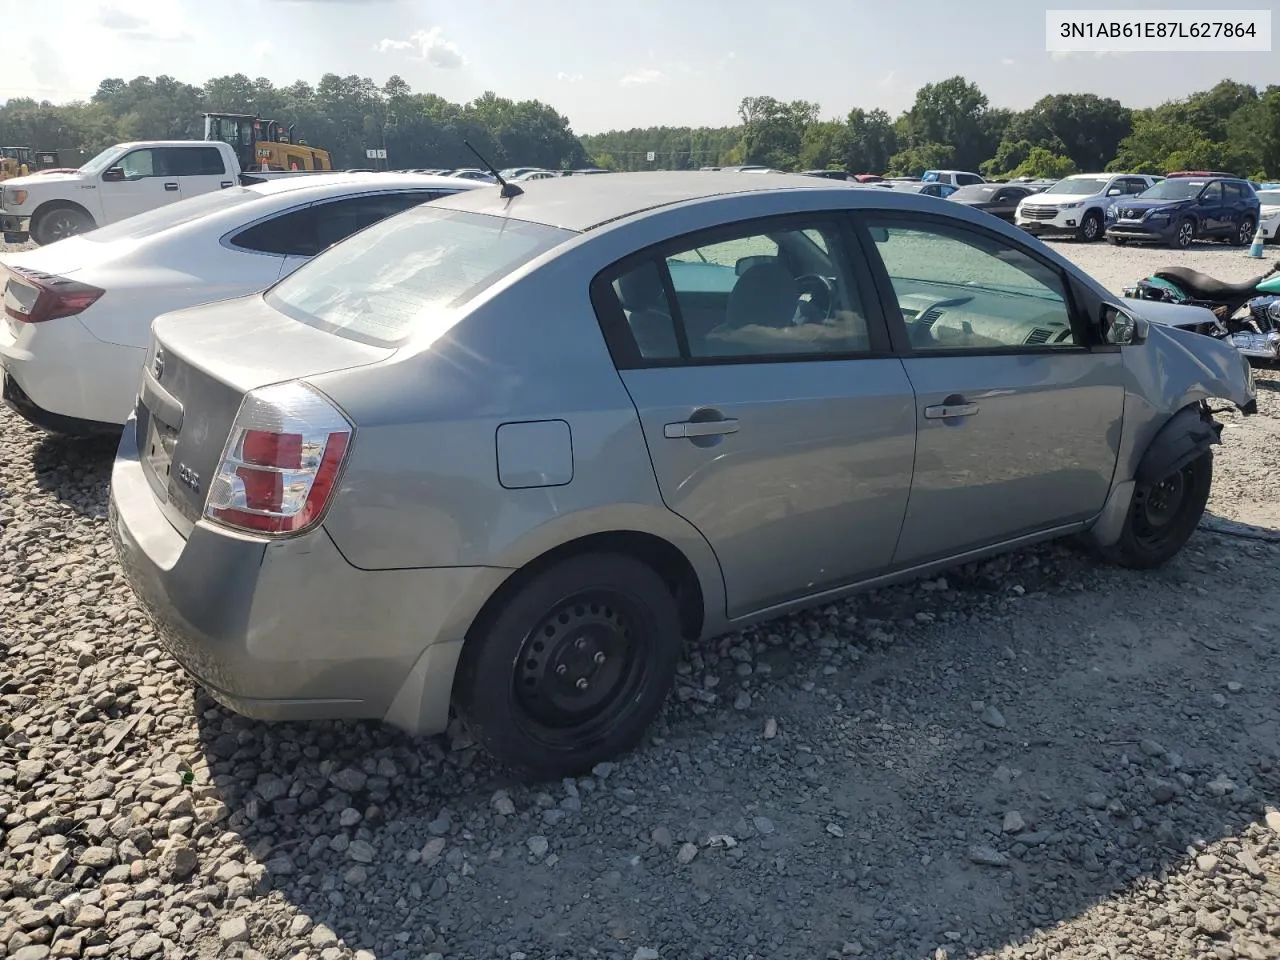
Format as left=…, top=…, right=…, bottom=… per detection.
left=1015, top=173, right=1158, bottom=242
left=1257, top=188, right=1280, bottom=241
left=1, top=173, right=477, bottom=436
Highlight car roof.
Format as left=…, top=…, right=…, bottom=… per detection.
left=427, top=170, right=857, bottom=231
left=243, top=172, right=478, bottom=198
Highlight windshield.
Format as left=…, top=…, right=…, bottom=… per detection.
left=78, top=146, right=124, bottom=176
left=265, top=207, right=574, bottom=347
left=1257, top=190, right=1280, bottom=206
left=920, top=171, right=941, bottom=182
left=1139, top=178, right=1206, bottom=200
left=81, top=187, right=265, bottom=242
left=951, top=185, right=998, bottom=200
left=1042, top=177, right=1110, bottom=195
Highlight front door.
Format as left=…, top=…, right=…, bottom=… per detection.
left=855, top=213, right=1126, bottom=566
left=1196, top=181, right=1227, bottom=236
left=599, top=215, right=917, bottom=619
left=98, top=148, right=179, bottom=223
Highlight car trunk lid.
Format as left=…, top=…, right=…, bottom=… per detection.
left=136, top=293, right=393, bottom=537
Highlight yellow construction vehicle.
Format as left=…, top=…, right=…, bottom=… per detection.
left=203, top=113, right=333, bottom=173
left=1, top=148, right=65, bottom=181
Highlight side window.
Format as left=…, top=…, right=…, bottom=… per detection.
left=229, top=206, right=318, bottom=257
left=116, top=149, right=159, bottom=180
left=311, top=193, right=435, bottom=250
left=1128, top=178, right=1150, bottom=194
left=1223, top=182, right=1244, bottom=201
left=957, top=173, right=983, bottom=186
left=167, top=147, right=226, bottom=176
left=229, top=193, right=437, bottom=258
left=1200, top=182, right=1223, bottom=202
left=862, top=217, right=1078, bottom=352
left=603, top=219, right=872, bottom=363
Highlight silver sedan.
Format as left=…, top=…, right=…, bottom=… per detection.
left=109, top=171, right=1257, bottom=778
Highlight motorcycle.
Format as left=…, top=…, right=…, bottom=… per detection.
left=1123, top=260, right=1280, bottom=361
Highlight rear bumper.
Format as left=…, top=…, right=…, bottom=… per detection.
left=2, top=372, right=120, bottom=436
left=0, top=314, right=145, bottom=431
left=108, top=416, right=511, bottom=736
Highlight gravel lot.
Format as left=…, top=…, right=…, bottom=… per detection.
left=2, top=233, right=1279, bottom=960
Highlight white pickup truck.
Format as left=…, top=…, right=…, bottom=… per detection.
left=0, top=139, right=319, bottom=246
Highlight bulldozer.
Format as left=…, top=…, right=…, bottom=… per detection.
left=203, top=113, right=333, bottom=173
left=1, top=147, right=64, bottom=181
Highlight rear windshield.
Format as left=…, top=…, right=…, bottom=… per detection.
left=264, top=207, right=574, bottom=347
left=82, top=187, right=264, bottom=242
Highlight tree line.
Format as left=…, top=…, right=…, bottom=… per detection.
left=583, top=78, right=1280, bottom=180
left=1, top=73, right=1276, bottom=179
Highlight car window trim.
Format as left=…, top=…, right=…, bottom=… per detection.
left=846, top=209, right=1100, bottom=358
left=221, top=187, right=458, bottom=258
left=588, top=211, right=896, bottom=371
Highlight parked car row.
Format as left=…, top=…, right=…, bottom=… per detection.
left=2, top=170, right=1259, bottom=779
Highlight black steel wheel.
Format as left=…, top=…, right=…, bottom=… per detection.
left=454, top=552, right=683, bottom=778
left=1099, top=450, right=1213, bottom=569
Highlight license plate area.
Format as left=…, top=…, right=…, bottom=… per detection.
left=143, top=413, right=178, bottom=500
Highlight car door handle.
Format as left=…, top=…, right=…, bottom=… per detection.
left=924, top=402, right=979, bottom=419
left=664, top=417, right=740, bottom=439
left=164, top=182, right=179, bottom=191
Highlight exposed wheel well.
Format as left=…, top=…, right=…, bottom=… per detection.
left=31, top=199, right=94, bottom=225
left=463, top=531, right=706, bottom=654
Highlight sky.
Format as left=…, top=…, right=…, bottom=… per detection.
left=3, top=0, right=1278, bottom=134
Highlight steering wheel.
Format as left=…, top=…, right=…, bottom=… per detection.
left=794, top=274, right=835, bottom=323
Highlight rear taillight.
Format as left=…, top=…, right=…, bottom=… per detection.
left=3, top=268, right=104, bottom=324
left=204, top=382, right=353, bottom=536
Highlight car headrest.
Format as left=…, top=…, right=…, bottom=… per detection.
left=725, top=262, right=799, bottom=329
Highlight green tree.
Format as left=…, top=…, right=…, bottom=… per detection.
left=899, top=76, right=991, bottom=171
left=737, top=96, right=820, bottom=170
left=1010, top=148, right=1076, bottom=179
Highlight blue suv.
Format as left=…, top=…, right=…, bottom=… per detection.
left=1105, top=174, right=1260, bottom=249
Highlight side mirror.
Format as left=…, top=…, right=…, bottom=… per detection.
left=1102, top=305, right=1147, bottom=345
left=1107, top=188, right=1121, bottom=196
left=102, top=167, right=125, bottom=182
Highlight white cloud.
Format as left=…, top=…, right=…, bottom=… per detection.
left=715, top=52, right=736, bottom=70
left=1051, top=49, right=1122, bottom=61
left=255, top=39, right=275, bottom=59
left=877, top=70, right=895, bottom=87
left=97, top=4, right=194, bottom=41
left=620, top=67, right=664, bottom=86
left=556, top=71, right=583, bottom=83
left=1001, top=58, right=1015, bottom=66
left=375, top=26, right=466, bottom=68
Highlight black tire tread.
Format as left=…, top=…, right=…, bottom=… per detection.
left=1098, top=450, right=1213, bottom=570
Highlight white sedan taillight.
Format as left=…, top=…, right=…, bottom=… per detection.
left=204, top=381, right=353, bottom=536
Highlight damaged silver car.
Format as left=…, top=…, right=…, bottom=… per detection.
left=109, top=171, right=1257, bottom=778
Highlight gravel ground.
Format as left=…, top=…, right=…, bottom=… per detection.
left=2, top=234, right=1279, bottom=960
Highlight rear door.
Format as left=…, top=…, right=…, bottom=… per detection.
left=1223, top=181, right=1252, bottom=236
left=854, top=212, right=1125, bottom=566
left=595, top=214, right=917, bottom=620
left=165, top=145, right=234, bottom=198
left=1197, top=181, right=1227, bottom=235
left=98, top=148, right=178, bottom=223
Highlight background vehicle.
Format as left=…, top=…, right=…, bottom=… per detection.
left=801, top=169, right=850, bottom=180
left=1123, top=260, right=1280, bottom=361
left=947, top=183, right=1037, bottom=221
left=1, top=173, right=477, bottom=435
left=0, top=138, right=341, bottom=246
left=1256, top=188, right=1280, bottom=241
left=1105, top=175, right=1261, bottom=249
left=0, top=147, right=61, bottom=181
left=921, top=169, right=984, bottom=186
left=1015, top=173, right=1157, bottom=242
left=203, top=112, right=333, bottom=173
left=108, top=172, right=1254, bottom=779
left=874, top=180, right=958, bottom=197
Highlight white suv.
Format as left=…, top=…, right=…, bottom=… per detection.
left=1015, top=173, right=1158, bottom=242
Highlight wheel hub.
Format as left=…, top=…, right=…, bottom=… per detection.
left=1137, top=470, right=1186, bottom=531
left=516, top=598, right=635, bottom=727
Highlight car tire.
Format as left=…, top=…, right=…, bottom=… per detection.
left=1098, top=450, right=1212, bottom=570
left=31, top=205, right=95, bottom=246
left=453, top=552, right=684, bottom=779
left=1078, top=211, right=1103, bottom=242
left=1173, top=217, right=1196, bottom=249
left=1234, top=216, right=1256, bottom=247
